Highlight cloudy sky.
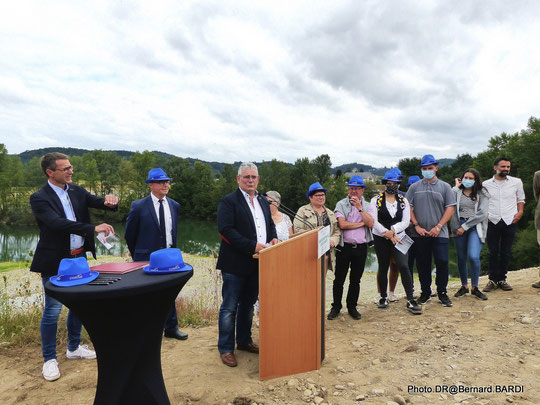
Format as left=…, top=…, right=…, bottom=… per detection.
left=1, top=0, right=540, bottom=167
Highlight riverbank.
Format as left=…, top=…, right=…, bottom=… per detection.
left=0, top=257, right=539, bottom=404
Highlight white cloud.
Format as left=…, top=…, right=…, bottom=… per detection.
left=1, top=0, right=540, bottom=167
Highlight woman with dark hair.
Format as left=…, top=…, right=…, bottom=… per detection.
left=450, top=168, right=490, bottom=300
left=369, top=169, right=422, bottom=315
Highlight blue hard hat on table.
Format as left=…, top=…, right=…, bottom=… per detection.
left=346, top=175, right=366, bottom=188
left=306, top=182, right=327, bottom=198
left=145, top=168, right=172, bottom=183
left=419, top=154, right=439, bottom=167
left=407, top=175, right=421, bottom=186
left=50, top=257, right=99, bottom=287
left=381, top=168, right=403, bottom=183
left=143, top=248, right=192, bottom=274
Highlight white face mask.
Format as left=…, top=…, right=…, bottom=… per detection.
left=422, top=170, right=435, bottom=179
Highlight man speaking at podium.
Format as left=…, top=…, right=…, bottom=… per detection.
left=216, top=162, right=278, bottom=367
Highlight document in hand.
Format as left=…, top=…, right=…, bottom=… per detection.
left=394, top=233, right=414, bottom=255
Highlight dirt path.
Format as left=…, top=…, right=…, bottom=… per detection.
left=0, top=259, right=538, bottom=405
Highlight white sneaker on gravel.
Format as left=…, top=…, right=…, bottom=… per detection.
left=66, top=344, right=96, bottom=359
left=373, top=294, right=381, bottom=304
left=388, top=292, right=399, bottom=302
left=42, top=359, right=61, bottom=381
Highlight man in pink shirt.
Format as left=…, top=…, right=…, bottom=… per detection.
left=328, top=176, right=374, bottom=320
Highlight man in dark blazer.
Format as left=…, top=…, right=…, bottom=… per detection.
left=217, top=162, right=278, bottom=367
left=30, top=152, right=118, bottom=382
left=124, top=168, right=188, bottom=340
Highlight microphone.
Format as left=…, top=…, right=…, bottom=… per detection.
left=262, top=193, right=315, bottom=230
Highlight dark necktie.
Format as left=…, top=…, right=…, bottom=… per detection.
left=158, top=199, right=167, bottom=248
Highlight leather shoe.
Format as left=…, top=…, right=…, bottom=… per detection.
left=164, top=330, right=188, bottom=340
left=220, top=352, right=237, bottom=367
left=237, top=342, right=259, bottom=353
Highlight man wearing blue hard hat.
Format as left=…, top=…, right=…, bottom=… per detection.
left=328, top=175, right=374, bottom=320
left=125, top=168, right=188, bottom=341
left=406, top=154, right=456, bottom=307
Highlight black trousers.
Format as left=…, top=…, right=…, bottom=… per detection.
left=332, top=243, right=367, bottom=311
left=486, top=221, right=518, bottom=282
left=373, top=235, right=414, bottom=300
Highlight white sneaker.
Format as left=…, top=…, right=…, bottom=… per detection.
left=66, top=344, right=96, bottom=359
left=373, top=294, right=381, bottom=304
left=42, top=359, right=61, bottom=381
left=388, top=292, right=399, bottom=302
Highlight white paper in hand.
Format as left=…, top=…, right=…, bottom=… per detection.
left=97, top=232, right=119, bottom=250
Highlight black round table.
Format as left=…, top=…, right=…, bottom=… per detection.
left=46, top=267, right=193, bottom=405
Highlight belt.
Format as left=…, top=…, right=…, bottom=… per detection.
left=70, top=247, right=84, bottom=256
left=343, top=242, right=366, bottom=248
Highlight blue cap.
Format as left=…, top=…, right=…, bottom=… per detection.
left=381, top=168, right=403, bottom=183
left=419, top=154, right=439, bottom=167
left=346, top=175, right=366, bottom=188
left=144, top=248, right=193, bottom=274
left=407, top=175, right=421, bottom=186
left=145, top=168, right=172, bottom=183
left=50, top=257, right=99, bottom=287
left=306, top=182, right=327, bottom=198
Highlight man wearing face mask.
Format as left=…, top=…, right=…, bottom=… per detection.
left=482, top=157, right=525, bottom=292
left=406, top=154, right=456, bottom=307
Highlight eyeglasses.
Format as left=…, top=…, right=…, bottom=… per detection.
left=55, top=166, right=73, bottom=172
left=312, top=193, right=326, bottom=198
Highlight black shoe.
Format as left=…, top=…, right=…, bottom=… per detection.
left=407, top=299, right=422, bottom=315
left=454, top=286, right=469, bottom=297
left=164, top=329, right=188, bottom=340
left=471, top=287, right=488, bottom=300
left=438, top=293, right=453, bottom=307
left=348, top=308, right=362, bottom=320
left=327, top=307, right=340, bottom=320
left=418, top=293, right=431, bottom=305
left=377, top=297, right=388, bottom=309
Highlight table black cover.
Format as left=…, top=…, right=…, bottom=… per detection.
left=46, top=268, right=193, bottom=405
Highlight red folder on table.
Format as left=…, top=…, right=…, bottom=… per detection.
left=90, top=262, right=148, bottom=274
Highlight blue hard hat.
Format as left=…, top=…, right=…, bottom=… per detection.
left=419, top=154, right=439, bottom=167
left=407, top=175, right=421, bottom=186
left=145, top=168, right=172, bottom=183
left=306, top=182, right=327, bottom=198
left=346, top=175, right=366, bottom=188
left=381, top=168, right=403, bottom=183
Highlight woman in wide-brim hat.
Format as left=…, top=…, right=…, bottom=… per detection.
left=294, top=182, right=341, bottom=270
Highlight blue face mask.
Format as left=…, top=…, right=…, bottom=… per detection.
left=462, top=179, right=475, bottom=188
left=422, top=170, right=435, bottom=180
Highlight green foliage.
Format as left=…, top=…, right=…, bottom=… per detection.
left=397, top=157, right=421, bottom=178
left=510, top=225, right=539, bottom=271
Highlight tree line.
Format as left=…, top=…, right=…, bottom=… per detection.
left=1, top=116, right=539, bottom=269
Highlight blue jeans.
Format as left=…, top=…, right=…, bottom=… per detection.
left=41, top=276, right=82, bottom=361
left=412, top=237, right=449, bottom=296
left=218, top=271, right=258, bottom=354
left=454, top=219, right=483, bottom=287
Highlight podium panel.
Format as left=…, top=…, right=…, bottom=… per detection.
left=259, top=228, right=322, bottom=380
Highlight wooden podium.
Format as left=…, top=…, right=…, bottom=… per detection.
left=258, top=228, right=324, bottom=380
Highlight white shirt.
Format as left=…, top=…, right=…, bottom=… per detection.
left=240, top=189, right=267, bottom=245
left=48, top=181, right=84, bottom=250
left=483, top=175, right=525, bottom=225
left=150, top=193, right=173, bottom=248
left=369, top=195, right=411, bottom=238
